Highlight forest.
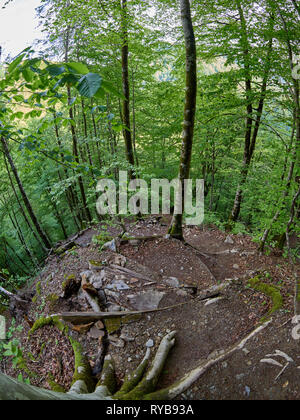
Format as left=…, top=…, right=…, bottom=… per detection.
left=0, top=0, right=299, bottom=402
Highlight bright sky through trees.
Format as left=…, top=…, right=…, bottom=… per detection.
left=0, top=0, right=42, bottom=59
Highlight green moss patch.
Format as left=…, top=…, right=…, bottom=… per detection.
left=248, top=275, right=283, bottom=320
left=104, top=314, right=142, bottom=334
left=29, top=316, right=69, bottom=338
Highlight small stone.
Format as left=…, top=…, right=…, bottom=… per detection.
left=233, top=264, right=239, bottom=270
left=95, top=321, right=104, bottom=330
left=128, top=357, right=132, bottom=362
left=146, top=339, right=154, bottom=348
left=109, top=335, right=125, bottom=348
left=244, top=386, right=251, bottom=397
left=106, top=280, right=130, bottom=291
left=88, top=327, right=105, bottom=339
left=103, top=239, right=117, bottom=252
left=225, top=235, right=234, bottom=244
left=176, top=290, right=188, bottom=297
left=112, top=255, right=127, bottom=267
left=164, top=277, right=180, bottom=288
left=242, top=348, right=250, bottom=355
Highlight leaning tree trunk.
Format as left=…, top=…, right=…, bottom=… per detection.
left=168, top=0, right=197, bottom=240
left=1, top=137, right=52, bottom=250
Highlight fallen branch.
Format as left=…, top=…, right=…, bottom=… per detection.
left=53, top=281, right=231, bottom=324
left=108, top=264, right=156, bottom=282
left=120, top=235, right=164, bottom=244
left=0, top=285, right=29, bottom=304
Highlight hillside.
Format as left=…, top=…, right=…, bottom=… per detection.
left=1, top=217, right=299, bottom=400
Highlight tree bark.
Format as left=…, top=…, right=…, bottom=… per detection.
left=168, top=0, right=197, bottom=239
left=121, top=0, right=135, bottom=179
left=229, top=5, right=273, bottom=223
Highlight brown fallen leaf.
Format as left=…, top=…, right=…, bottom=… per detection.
left=82, top=283, right=99, bottom=297
left=72, top=322, right=94, bottom=334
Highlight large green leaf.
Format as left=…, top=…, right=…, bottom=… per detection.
left=66, top=62, right=89, bottom=75
left=77, top=73, right=102, bottom=98
left=46, top=64, right=66, bottom=76
left=7, top=54, right=25, bottom=74
left=102, top=80, right=125, bottom=99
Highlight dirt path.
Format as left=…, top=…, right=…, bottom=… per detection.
left=1, top=218, right=299, bottom=399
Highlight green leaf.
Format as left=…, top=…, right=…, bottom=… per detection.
left=102, top=80, right=124, bottom=99
left=77, top=73, right=102, bottom=98
left=66, top=62, right=89, bottom=74
left=7, top=54, right=25, bottom=74
left=22, top=67, right=34, bottom=82
left=46, top=64, right=66, bottom=76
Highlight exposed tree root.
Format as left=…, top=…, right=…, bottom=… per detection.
left=0, top=316, right=272, bottom=400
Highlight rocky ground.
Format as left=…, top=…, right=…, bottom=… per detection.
left=1, top=216, right=299, bottom=400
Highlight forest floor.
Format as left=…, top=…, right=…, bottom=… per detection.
left=1, top=216, right=300, bottom=400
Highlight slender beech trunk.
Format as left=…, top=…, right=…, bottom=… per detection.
left=4, top=155, right=47, bottom=252
left=3, top=238, right=30, bottom=274
left=168, top=0, right=197, bottom=239
left=7, top=205, right=37, bottom=266
left=229, top=5, right=273, bottom=223
left=259, top=118, right=297, bottom=251
left=53, top=118, right=82, bottom=230
left=1, top=137, right=52, bottom=250
left=67, top=88, right=92, bottom=224
left=131, top=69, right=139, bottom=168
left=63, top=25, right=92, bottom=224
left=121, top=0, right=135, bottom=179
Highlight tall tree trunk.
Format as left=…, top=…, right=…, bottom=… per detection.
left=259, top=115, right=297, bottom=251
left=1, top=137, right=52, bottom=250
left=121, top=0, right=135, bottom=179
left=131, top=69, right=139, bottom=168
left=229, top=6, right=273, bottom=223
left=168, top=0, right=197, bottom=239
left=53, top=118, right=82, bottom=230
left=63, top=25, right=92, bottom=224
left=3, top=155, right=47, bottom=252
